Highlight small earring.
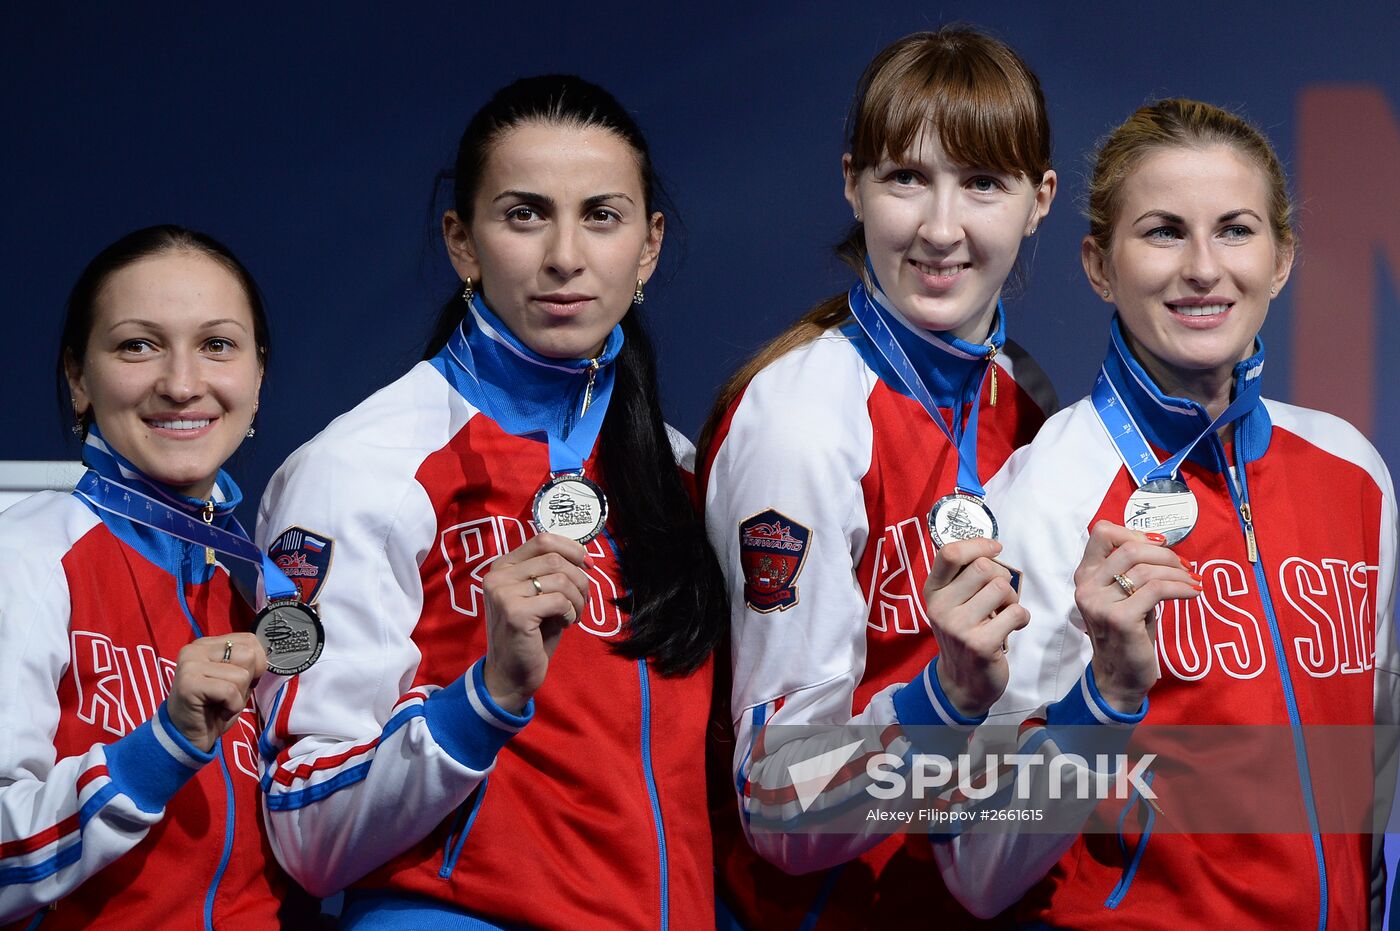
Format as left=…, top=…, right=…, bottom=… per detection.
left=461, top=276, right=475, bottom=303
left=1102, top=289, right=1111, bottom=299
left=1028, top=226, right=1037, bottom=235
left=71, top=408, right=84, bottom=437
left=1269, top=286, right=1277, bottom=296
left=246, top=424, right=256, bottom=438
left=633, top=279, right=645, bottom=305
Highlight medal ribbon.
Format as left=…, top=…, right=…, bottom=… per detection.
left=74, top=470, right=299, bottom=600
left=847, top=265, right=996, bottom=497
left=443, top=295, right=618, bottom=476
left=1091, top=357, right=1262, bottom=487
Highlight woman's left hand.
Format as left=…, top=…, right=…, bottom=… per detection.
left=167, top=632, right=269, bottom=753
left=922, top=537, right=1029, bottom=719
left=1074, top=521, right=1201, bottom=713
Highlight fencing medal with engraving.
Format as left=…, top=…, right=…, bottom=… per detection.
left=532, top=473, right=608, bottom=544
left=254, top=600, right=324, bottom=676
left=927, top=491, right=999, bottom=547
left=1123, top=477, right=1198, bottom=546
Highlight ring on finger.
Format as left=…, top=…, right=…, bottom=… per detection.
left=529, top=575, right=543, bottom=596
left=221, top=640, right=234, bottom=663
left=1112, top=573, right=1138, bottom=597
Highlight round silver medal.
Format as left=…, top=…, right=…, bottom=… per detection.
left=253, top=600, right=324, bottom=676
left=927, top=492, right=998, bottom=547
left=1123, top=477, right=1198, bottom=546
left=532, top=473, right=608, bottom=544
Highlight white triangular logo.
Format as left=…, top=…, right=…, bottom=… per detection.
left=788, top=739, right=866, bottom=812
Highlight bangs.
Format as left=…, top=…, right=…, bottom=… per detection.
left=848, top=33, right=1050, bottom=181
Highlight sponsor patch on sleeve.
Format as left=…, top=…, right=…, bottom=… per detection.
left=267, top=526, right=335, bottom=605
left=739, top=509, right=812, bottom=613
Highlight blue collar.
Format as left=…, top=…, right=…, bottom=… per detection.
left=839, top=283, right=1004, bottom=409
left=430, top=297, right=624, bottom=442
left=74, top=426, right=243, bottom=581
left=1101, top=316, right=1271, bottom=473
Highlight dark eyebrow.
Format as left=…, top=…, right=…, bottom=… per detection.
left=200, top=318, right=251, bottom=332
left=584, top=193, right=634, bottom=208
left=1133, top=210, right=1184, bottom=225
left=493, top=189, right=554, bottom=206
left=107, top=317, right=250, bottom=333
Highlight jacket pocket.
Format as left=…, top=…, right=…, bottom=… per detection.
left=438, top=779, right=489, bottom=880
left=1104, top=771, right=1156, bottom=909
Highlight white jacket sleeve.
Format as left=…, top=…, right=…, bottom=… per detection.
left=706, top=341, right=980, bottom=876
left=255, top=416, right=529, bottom=897
left=931, top=404, right=1147, bottom=918
left=0, top=497, right=212, bottom=922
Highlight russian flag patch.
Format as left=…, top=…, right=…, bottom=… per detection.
left=268, top=526, right=335, bottom=605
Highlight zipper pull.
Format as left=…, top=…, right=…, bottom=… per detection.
left=1238, top=501, right=1258, bottom=563
left=201, top=501, right=216, bottom=566
left=580, top=358, right=601, bottom=416
left=985, top=342, right=998, bottom=407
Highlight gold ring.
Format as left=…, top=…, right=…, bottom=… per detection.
left=529, top=576, right=543, bottom=596
left=1113, top=573, right=1138, bottom=597
left=221, top=640, right=234, bottom=663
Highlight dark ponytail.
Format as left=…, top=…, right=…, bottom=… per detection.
left=424, top=75, right=726, bottom=675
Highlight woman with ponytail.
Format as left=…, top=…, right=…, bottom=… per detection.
left=253, top=75, right=727, bottom=929
left=701, top=26, right=1059, bottom=928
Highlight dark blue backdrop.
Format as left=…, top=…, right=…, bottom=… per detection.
left=7, top=3, right=1398, bottom=507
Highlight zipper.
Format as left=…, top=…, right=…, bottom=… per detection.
left=177, top=557, right=233, bottom=931
left=437, top=780, right=489, bottom=880
left=201, top=500, right=216, bottom=566
left=1105, top=771, right=1156, bottom=908
left=1226, top=448, right=1329, bottom=930
left=984, top=342, right=998, bottom=407
left=637, top=660, right=670, bottom=931
left=580, top=357, right=602, bottom=416
left=1238, top=500, right=1258, bottom=563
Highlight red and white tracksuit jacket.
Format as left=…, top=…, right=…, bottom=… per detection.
left=968, top=323, right=1399, bottom=930
left=702, top=294, right=1056, bottom=930
left=0, top=438, right=302, bottom=930
left=254, top=304, right=713, bottom=929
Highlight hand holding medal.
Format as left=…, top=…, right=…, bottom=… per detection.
left=166, top=632, right=268, bottom=752
left=479, top=533, right=591, bottom=715
left=921, top=538, right=1029, bottom=719
left=1072, top=521, right=1203, bottom=713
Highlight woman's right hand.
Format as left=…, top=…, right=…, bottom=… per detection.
left=922, top=538, right=1029, bottom=719
left=1074, top=521, right=1202, bottom=714
left=168, top=632, right=268, bottom=753
left=481, top=533, right=592, bottom=714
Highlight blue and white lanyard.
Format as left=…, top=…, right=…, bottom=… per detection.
left=443, top=298, right=616, bottom=476
left=847, top=267, right=996, bottom=497
left=75, top=471, right=299, bottom=601
left=1091, top=361, right=1261, bottom=487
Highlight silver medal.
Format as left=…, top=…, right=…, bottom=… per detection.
left=1123, top=477, right=1198, bottom=546
left=253, top=600, right=324, bottom=676
left=532, top=473, right=608, bottom=544
left=927, top=492, right=998, bottom=547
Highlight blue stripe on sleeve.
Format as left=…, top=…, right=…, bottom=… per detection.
left=104, top=713, right=209, bottom=814
left=263, top=705, right=426, bottom=811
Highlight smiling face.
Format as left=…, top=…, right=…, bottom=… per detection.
left=843, top=129, right=1055, bottom=342
left=442, top=121, right=663, bottom=360
left=66, top=251, right=263, bottom=500
left=1083, top=144, right=1293, bottom=399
